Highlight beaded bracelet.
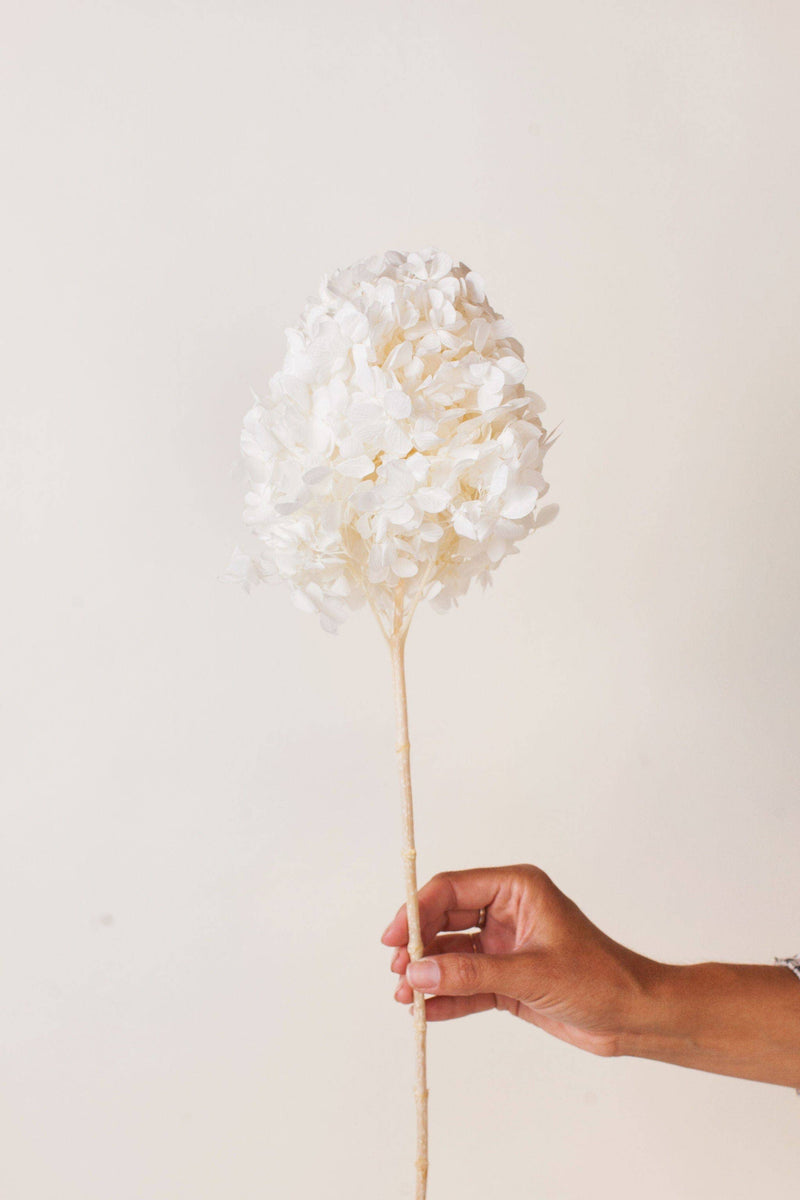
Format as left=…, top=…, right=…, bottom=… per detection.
left=774, top=955, right=800, bottom=1094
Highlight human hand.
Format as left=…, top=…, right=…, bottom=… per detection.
left=381, top=864, right=659, bottom=1057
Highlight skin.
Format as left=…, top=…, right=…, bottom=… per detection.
left=381, top=864, right=800, bottom=1088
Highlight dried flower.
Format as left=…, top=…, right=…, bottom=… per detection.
left=225, top=246, right=562, bottom=1199
left=226, top=246, right=558, bottom=632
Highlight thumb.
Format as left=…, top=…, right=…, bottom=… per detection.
left=406, top=952, right=535, bottom=1000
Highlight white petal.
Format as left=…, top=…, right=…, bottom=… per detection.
left=303, top=465, right=331, bottom=485
left=471, top=318, right=491, bottom=353
left=393, top=557, right=418, bottom=578
left=321, top=501, right=342, bottom=531
left=351, top=487, right=379, bottom=514
left=477, top=385, right=501, bottom=412
left=383, top=423, right=413, bottom=456
left=384, top=390, right=412, bottom=419
left=417, top=487, right=450, bottom=513
left=367, top=545, right=389, bottom=582
left=338, top=434, right=364, bottom=459
left=350, top=401, right=384, bottom=424
left=413, top=429, right=440, bottom=451
left=388, top=502, right=415, bottom=525
left=465, top=271, right=485, bottom=303
left=417, top=331, right=441, bottom=353
left=384, top=340, right=413, bottom=370
left=337, top=455, right=375, bottom=479
left=501, top=485, right=539, bottom=519
left=428, top=251, right=452, bottom=279
left=487, top=463, right=509, bottom=498
left=497, top=355, right=527, bottom=384
left=405, top=452, right=430, bottom=482
left=381, top=460, right=414, bottom=497
left=484, top=364, right=505, bottom=392
left=405, top=356, right=424, bottom=383
left=453, top=511, right=478, bottom=539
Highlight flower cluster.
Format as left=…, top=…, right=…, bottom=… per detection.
left=226, top=247, right=558, bottom=633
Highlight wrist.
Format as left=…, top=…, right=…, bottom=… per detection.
left=616, top=959, right=700, bottom=1057
left=613, top=955, right=683, bottom=1055
left=617, top=960, right=756, bottom=1060
left=616, top=959, right=800, bottom=1087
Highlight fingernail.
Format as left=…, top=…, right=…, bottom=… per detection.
left=407, top=959, right=440, bottom=990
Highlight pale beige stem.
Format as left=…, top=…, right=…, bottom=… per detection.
left=390, top=627, right=429, bottom=1200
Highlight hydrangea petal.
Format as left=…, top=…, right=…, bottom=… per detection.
left=500, top=486, right=539, bottom=519
left=417, top=487, right=451, bottom=514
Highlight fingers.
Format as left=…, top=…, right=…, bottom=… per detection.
left=391, top=931, right=476, bottom=978
left=425, top=994, right=497, bottom=1022
left=406, top=951, right=535, bottom=1002
left=381, top=866, right=515, bottom=948
left=392, top=932, right=476, bottom=1002
left=383, top=908, right=481, bottom=948
left=392, top=963, right=496, bottom=1018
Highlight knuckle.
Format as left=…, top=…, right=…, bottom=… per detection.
left=430, top=870, right=457, bottom=906
left=588, top=1035, right=620, bottom=1058
left=427, top=870, right=451, bottom=897
left=518, top=863, right=552, bottom=890
left=451, top=954, right=480, bottom=992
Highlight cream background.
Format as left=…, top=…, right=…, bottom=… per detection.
left=1, top=3, right=799, bottom=1197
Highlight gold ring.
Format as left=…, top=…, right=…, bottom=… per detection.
left=470, top=931, right=481, bottom=953
left=476, top=906, right=487, bottom=930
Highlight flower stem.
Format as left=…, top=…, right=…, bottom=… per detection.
left=389, top=627, right=429, bottom=1200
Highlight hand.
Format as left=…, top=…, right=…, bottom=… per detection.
left=382, top=864, right=657, bottom=1057
left=382, top=864, right=800, bottom=1086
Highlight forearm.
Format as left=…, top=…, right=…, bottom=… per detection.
left=620, top=960, right=800, bottom=1088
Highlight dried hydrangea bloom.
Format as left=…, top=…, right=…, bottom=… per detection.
left=227, top=246, right=558, bottom=634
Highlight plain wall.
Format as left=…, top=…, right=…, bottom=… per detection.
left=1, top=2, right=798, bottom=1197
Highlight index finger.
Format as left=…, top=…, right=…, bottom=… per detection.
left=381, top=866, right=510, bottom=948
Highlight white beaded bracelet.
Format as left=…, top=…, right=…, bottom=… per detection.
left=774, top=955, right=800, bottom=1095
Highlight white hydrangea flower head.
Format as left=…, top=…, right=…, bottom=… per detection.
left=226, top=246, right=559, bottom=633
